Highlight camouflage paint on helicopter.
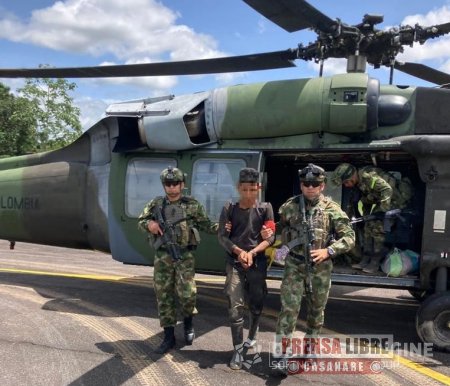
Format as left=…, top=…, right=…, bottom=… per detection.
left=0, top=72, right=446, bottom=262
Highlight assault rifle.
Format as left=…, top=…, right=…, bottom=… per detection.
left=276, top=195, right=315, bottom=294
left=300, top=195, right=315, bottom=295
left=350, top=208, right=411, bottom=232
left=153, top=205, right=182, bottom=261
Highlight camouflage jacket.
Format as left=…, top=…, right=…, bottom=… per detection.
left=279, top=194, right=355, bottom=256
left=138, top=195, right=218, bottom=248
left=357, top=166, right=412, bottom=213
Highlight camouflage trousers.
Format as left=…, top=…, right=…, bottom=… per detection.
left=153, top=249, right=197, bottom=328
left=224, top=259, right=267, bottom=323
left=363, top=219, right=385, bottom=254
left=276, top=255, right=332, bottom=339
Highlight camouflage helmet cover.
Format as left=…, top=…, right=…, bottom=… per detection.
left=160, top=166, right=185, bottom=183
left=298, top=163, right=326, bottom=182
left=331, top=163, right=356, bottom=186
left=239, top=167, right=259, bottom=183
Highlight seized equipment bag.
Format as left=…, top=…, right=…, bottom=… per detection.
left=381, top=248, right=419, bottom=277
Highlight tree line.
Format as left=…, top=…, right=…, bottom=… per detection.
left=0, top=77, right=82, bottom=157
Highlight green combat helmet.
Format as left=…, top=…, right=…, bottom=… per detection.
left=298, top=163, right=326, bottom=182
left=330, top=163, right=356, bottom=186
left=160, top=166, right=185, bottom=184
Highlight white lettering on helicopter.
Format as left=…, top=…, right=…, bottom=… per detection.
left=0, top=196, right=39, bottom=210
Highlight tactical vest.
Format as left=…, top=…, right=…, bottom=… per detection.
left=281, top=195, right=332, bottom=253
left=155, top=196, right=200, bottom=248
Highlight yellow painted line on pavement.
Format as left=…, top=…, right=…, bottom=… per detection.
left=0, top=267, right=225, bottom=284
left=393, top=354, right=450, bottom=385
left=0, top=267, right=131, bottom=282
left=2, top=267, right=449, bottom=384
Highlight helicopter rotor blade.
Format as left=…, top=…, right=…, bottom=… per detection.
left=415, top=21, right=450, bottom=43
left=0, top=49, right=297, bottom=79
left=394, top=61, right=450, bottom=86
left=243, top=0, right=336, bottom=33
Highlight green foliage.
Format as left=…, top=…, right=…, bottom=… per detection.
left=17, top=74, right=83, bottom=152
left=0, top=83, right=37, bottom=156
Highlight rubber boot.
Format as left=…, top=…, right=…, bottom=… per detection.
left=351, top=254, right=371, bottom=270
left=229, top=320, right=244, bottom=370
left=244, top=313, right=260, bottom=350
left=184, top=316, right=195, bottom=345
left=154, top=326, right=176, bottom=354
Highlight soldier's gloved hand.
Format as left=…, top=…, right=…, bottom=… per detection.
left=275, top=245, right=289, bottom=262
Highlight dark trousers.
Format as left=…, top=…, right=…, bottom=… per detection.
left=224, top=257, right=267, bottom=323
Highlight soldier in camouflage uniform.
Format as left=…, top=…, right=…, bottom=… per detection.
left=331, top=163, right=412, bottom=273
left=274, top=164, right=355, bottom=374
left=138, top=166, right=218, bottom=354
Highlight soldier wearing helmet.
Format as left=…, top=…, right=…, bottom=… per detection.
left=138, top=166, right=218, bottom=355
left=274, top=163, right=355, bottom=375
left=331, top=163, right=412, bottom=273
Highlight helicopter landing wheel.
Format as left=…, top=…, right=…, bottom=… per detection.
left=416, top=291, right=450, bottom=352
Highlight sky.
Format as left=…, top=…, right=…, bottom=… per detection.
left=0, top=0, right=449, bottom=130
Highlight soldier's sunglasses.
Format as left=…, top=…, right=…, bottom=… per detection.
left=302, top=181, right=321, bottom=188
left=164, top=181, right=180, bottom=187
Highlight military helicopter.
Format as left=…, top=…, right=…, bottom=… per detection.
left=0, top=0, right=449, bottom=351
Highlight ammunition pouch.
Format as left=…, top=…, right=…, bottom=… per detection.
left=189, top=227, right=201, bottom=246
left=148, top=233, right=158, bottom=249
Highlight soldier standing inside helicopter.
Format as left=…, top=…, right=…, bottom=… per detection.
left=331, top=163, right=412, bottom=273
left=138, top=166, right=218, bottom=355
left=274, top=164, right=355, bottom=374
left=218, top=167, right=275, bottom=370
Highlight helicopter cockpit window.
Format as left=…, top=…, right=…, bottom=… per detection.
left=191, top=159, right=246, bottom=222
left=125, top=158, right=177, bottom=217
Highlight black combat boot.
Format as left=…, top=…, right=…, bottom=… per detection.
left=229, top=320, right=244, bottom=370
left=362, top=253, right=384, bottom=273
left=184, top=316, right=195, bottom=345
left=273, top=337, right=289, bottom=377
left=352, top=238, right=374, bottom=270
left=154, top=326, right=176, bottom=354
left=362, top=241, right=386, bottom=273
